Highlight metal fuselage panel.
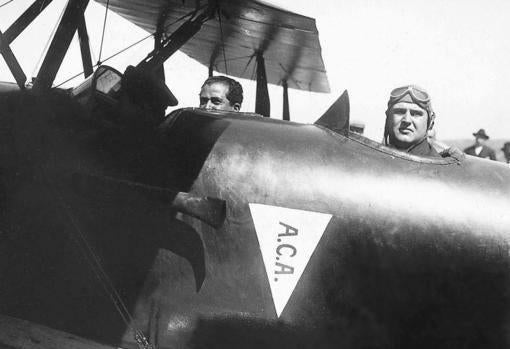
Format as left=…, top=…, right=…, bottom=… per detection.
left=145, top=109, right=510, bottom=347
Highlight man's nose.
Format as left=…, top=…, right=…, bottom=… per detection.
left=402, top=110, right=412, bottom=122
left=205, top=100, right=216, bottom=110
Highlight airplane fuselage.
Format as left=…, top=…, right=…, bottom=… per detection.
left=1, top=91, right=510, bottom=348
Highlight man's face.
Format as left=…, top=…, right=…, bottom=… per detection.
left=475, top=137, right=486, bottom=146
left=388, top=102, right=429, bottom=149
left=199, top=82, right=239, bottom=111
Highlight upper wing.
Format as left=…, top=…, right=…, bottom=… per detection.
left=94, top=0, right=330, bottom=93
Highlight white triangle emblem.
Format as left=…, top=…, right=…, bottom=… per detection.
left=249, top=203, right=332, bottom=317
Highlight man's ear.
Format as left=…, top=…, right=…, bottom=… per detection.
left=427, top=112, right=435, bottom=130
left=233, top=103, right=241, bottom=112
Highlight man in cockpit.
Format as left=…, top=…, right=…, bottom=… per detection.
left=199, top=76, right=243, bottom=112
left=383, top=85, right=441, bottom=157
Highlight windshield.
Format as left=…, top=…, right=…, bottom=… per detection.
left=95, top=68, right=122, bottom=97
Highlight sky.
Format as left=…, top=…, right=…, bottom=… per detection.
left=1, top=0, right=510, bottom=141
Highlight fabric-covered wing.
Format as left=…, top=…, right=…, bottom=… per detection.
left=94, top=0, right=330, bottom=93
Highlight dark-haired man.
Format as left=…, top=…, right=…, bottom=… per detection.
left=199, top=76, right=243, bottom=112
left=383, top=85, right=440, bottom=157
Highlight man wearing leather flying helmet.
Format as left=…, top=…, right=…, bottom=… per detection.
left=384, top=85, right=440, bottom=157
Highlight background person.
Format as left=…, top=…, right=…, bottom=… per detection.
left=349, top=121, right=365, bottom=135
left=502, top=142, right=510, bottom=166
left=463, top=129, right=496, bottom=160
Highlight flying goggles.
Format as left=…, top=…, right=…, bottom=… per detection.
left=386, top=85, right=435, bottom=127
left=389, top=85, right=430, bottom=104
left=388, top=85, right=433, bottom=113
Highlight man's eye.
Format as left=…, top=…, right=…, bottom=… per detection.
left=212, top=99, right=222, bottom=105
left=199, top=98, right=208, bottom=105
left=411, top=111, right=424, bottom=116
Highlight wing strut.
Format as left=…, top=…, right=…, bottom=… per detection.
left=154, top=8, right=169, bottom=81
left=0, top=31, right=27, bottom=89
left=33, top=0, right=90, bottom=91
left=0, top=30, right=26, bottom=89
left=76, top=12, right=93, bottom=78
left=3, top=0, right=53, bottom=45
left=136, top=6, right=214, bottom=74
left=208, top=61, right=214, bottom=77
left=255, top=52, right=270, bottom=117
left=283, top=80, right=290, bottom=121
left=0, top=0, right=53, bottom=89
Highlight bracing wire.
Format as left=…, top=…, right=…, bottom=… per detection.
left=38, top=167, right=144, bottom=345
left=241, top=53, right=255, bottom=78
left=54, top=33, right=154, bottom=87
left=54, top=8, right=198, bottom=88
left=97, top=0, right=110, bottom=65
left=278, top=63, right=302, bottom=90
left=0, top=0, right=14, bottom=9
left=38, top=0, right=48, bottom=12
left=33, top=0, right=66, bottom=78
left=250, top=54, right=257, bottom=81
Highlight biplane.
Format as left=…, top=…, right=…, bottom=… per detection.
left=1, top=1, right=510, bottom=349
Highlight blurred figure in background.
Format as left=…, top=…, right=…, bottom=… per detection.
left=502, top=142, right=510, bottom=166
left=464, top=129, right=496, bottom=160
left=349, top=121, right=365, bottom=135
